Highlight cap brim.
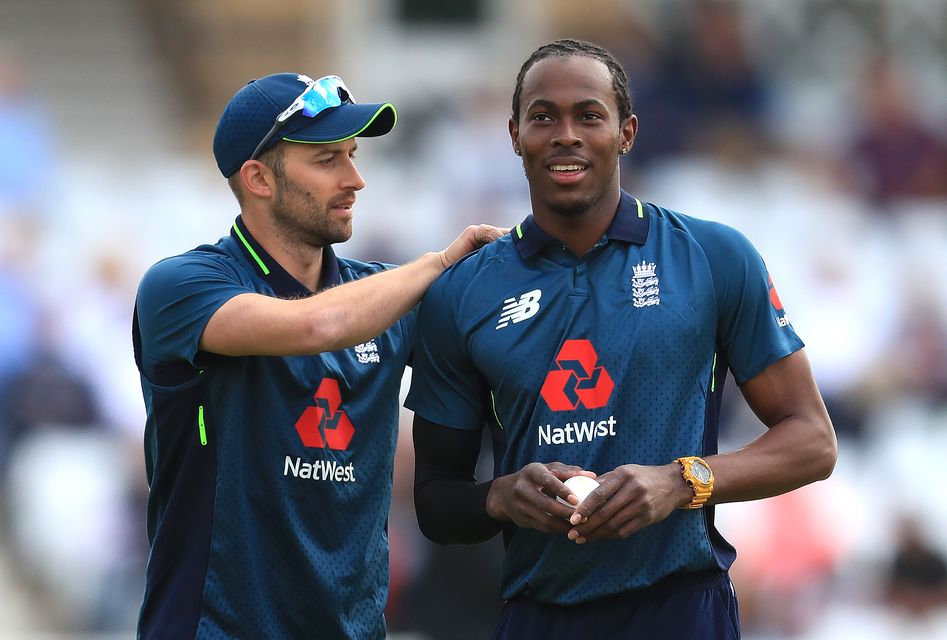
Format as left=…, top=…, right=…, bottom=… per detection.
left=281, top=102, right=397, bottom=145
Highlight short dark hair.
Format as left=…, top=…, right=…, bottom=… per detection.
left=511, top=39, right=633, bottom=124
left=226, top=143, right=287, bottom=208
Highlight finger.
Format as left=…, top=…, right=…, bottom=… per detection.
left=530, top=512, right=574, bottom=534
left=537, top=484, right=584, bottom=521
left=570, top=479, right=618, bottom=524
left=546, top=463, right=597, bottom=481
left=512, top=497, right=575, bottom=533
left=572, top=502, right=641, bottom=541
left=582, top=511, right=651, bottom=542
left=517, top=471, right=578, bottom=521
left=474, top=225, right=507, bottom=244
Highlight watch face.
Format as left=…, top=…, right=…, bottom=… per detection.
left=691, top=460, right=711, bottom=484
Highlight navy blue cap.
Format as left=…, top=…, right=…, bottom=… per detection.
left=213, top=72, right=397, bottom=177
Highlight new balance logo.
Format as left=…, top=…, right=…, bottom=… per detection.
left=496, top=289, right=542, bottom=330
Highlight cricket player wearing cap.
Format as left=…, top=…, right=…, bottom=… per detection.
left=133, top=72, right=504, bottom=639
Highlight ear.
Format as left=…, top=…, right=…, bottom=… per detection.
left=239, top=160, right=276, bottom=199
left=620, top=114, right=638, bottom=155
left=509, top=117, right=521, bottom=156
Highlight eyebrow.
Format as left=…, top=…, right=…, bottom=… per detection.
left=313, top=143, right=358, bottom=157
left=526, top=98, right=610, bottom=112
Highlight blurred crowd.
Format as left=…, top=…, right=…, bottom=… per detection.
left=1, top=1, right=947, bottom=638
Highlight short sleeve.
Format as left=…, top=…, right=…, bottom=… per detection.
left=135, top=253, right=251, bottom=376
left=404, top=271, right=485, bottom=430
left=700, top=223, right=805, bottom=384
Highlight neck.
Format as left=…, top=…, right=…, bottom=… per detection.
left=242, top=211, right=325, bottom=292
left=531, top=187, right=622, bottom=257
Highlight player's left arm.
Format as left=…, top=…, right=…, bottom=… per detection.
left=700, top=347, right=837, bottom=503
left=568, top=349, right=836, bottom=543
left=569, top=219, right=837, bottom=543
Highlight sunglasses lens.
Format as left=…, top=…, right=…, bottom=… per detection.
left=250, top=75, right=355, bottom=160
left=299, top=77, right=352, bottom=118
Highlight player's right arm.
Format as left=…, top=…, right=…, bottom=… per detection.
left=406, top=258, right=590, bottom=543
left=413, top=416, right=589, bottom=543
left=199, top=224, right=504, bottom=356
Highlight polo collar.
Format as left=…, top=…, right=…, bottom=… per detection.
left=512, top=190, right=650, bottom=259
left=230, top=215, right=341, bottom=297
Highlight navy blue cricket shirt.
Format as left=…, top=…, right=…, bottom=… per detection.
left=406, top=191, right=803, bottom=605
left=133, top=216, right=415, bottom=639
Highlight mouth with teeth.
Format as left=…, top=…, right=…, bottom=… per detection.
left=546, top=160, right=589, bottom=184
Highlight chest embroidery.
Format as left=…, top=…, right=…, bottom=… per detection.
left=632, top=261, right=660, bottom=308
left=353, top=339, right=380, bottom=364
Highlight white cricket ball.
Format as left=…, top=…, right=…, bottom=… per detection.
left=557, top=475, right=600, bottom=507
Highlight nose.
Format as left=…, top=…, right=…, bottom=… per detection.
left=551, top=118, right=581, bottom=148
left=341, top=156, right=366, bottom=191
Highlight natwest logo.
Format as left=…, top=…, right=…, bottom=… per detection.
left=768, top=274, right=784, bottom=311
left=768, top=274, right=792, bottom=328
left=294, top=378, right=355, bottom=450
left=540, top=339, right=614, bottom=411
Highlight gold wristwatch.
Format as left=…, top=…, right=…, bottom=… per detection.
left=676, top=456, right=714, bottom=509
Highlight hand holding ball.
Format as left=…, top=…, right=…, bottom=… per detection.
left=557, top=475, right=599, bottom=508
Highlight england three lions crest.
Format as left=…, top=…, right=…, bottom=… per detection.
left=632, top=261, right=660, bottom=308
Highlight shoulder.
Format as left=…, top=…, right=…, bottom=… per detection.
left=440, top=234, right=517, bottom=291
left=648, top=204, right=760, bottom=263
left=137, top=244, right=245, bottom=300
left=418, top=234, right=516, bottom=316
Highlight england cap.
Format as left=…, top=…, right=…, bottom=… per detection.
left=213, top=72, right=397, bottom=177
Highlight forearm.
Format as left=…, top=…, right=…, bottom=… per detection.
left=699, top=350, right=837, bottom=505
left=705, top=414, right=837, bottom=505
left=415, top=477, right=504, bottom=544
left=201, top=252, right=445, bottom=356
left=413, top=416, right=505, bottom=545
left=303, top=251, right=445, bottom=352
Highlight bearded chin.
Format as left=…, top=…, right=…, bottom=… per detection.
left=547, top=192, right=597, bottom=218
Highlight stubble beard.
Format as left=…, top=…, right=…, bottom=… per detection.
left=271, top=175, right=352, bottom=248
left=523, top=153, right=617, bottom=219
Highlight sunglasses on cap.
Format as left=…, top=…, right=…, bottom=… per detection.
left=249, top=74, right=355, bottom=161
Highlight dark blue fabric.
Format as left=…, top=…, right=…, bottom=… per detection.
left=135, top=222, right=415, bottom=639
left=406, top=192, right=802, bottom=603
left=491, top=571, right=740, bottom=640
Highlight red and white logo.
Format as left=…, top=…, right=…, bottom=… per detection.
left=294, top=378, right=355, bottom=450
left=540, top=339, right=614, bottom=411
left=768, top=274, right=783, bottom=311
left=768, top=274, right=791, bottom=327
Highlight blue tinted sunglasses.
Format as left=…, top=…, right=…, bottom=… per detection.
left=250, top=74, right=355, bottom=161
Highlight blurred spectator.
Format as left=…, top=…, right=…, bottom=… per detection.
left=0, top=42, right=54, bottom=220
left=620, top=0, right=773, bottom=169
left=54, top=248, right=148, bottom=436
left=0, top=351, right=98, bottom=471
left=885, top=516, right=947, bottom=618
left=0, top=352, right=142, bottom=632
left=725, top=484, right=848, bottom=637
left=846, top=58, right=947, bottom=206
left=888, top=299, right=947, bottom=404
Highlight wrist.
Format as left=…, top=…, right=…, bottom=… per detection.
left=432, top=250, right=451, bottom=271
left=485, top=478, right=509, bottom=522
left=675, top=456, right=715, bottom=509
left=667, top=463, right=694, bottom=508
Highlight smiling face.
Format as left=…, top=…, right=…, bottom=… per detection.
left=510, top=55, right=636, bottom=221
left=269, top=139, right=366, bottom=248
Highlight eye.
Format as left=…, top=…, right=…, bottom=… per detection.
left=580, top=112, right=604, bottom=121
left=530, top=112, right=552, bottom=122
